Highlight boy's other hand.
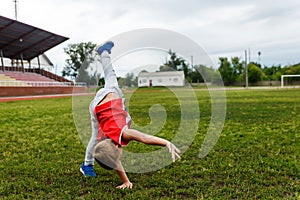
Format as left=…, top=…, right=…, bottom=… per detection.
left=116, top=181, right=133, bottom=189
left=166, top=142, right=181, bottom=162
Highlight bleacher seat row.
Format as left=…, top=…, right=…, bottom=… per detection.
left=0, top=71, right=56, bottom=82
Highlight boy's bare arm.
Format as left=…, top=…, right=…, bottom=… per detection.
left=115, top=161, right=133, bottom=189
left=122, top=128, right=168, bottom=146
left=122, top=128, right=181, bottom=162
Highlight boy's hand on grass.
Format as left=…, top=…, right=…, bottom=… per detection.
left=166, top=142, right=181, bottom=162
left=116, top=181, right=133, bottom=189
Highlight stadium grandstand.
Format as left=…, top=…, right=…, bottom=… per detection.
left=0, top=15, right=87, bottom=97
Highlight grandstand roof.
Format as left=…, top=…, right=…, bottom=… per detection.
left=0, top=15, right=69, bottom=61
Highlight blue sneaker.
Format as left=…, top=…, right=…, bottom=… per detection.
left=96, top=41, right=114, bottom=54
left=80, top=163, right=96, bottom=177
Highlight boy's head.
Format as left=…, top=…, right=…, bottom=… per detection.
left=93, top=139, right=122, bottom=170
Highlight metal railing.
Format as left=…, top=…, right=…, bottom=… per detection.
left=0, top=81, right=86, bottom=87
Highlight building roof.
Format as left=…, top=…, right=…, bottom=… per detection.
left=138, top=71, right=184, bottom=77
left=0, top=15, right=69, bottom=61
left=41, top=53, right=53, bottom=66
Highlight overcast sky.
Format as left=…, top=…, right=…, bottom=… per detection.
left=1, top=0, right=300, bottom=76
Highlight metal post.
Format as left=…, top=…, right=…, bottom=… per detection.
left=20, top=53, right=24, bottom=73
left=37, top=55, right=41, bottom=74
left=14, top=0, right=18, bottom=20
left=10, top=59, right=13, bottom=71
left=245, top=50, right=248, bottom=89
left=0, top=50, right=4, bottom=71
left=15, top=59, right=18, bottom=71
left=248, top=48, right=250, bottom=63
left=28, top=60, right=31, bottom=71
left=258, top=51, right=261, bottom=66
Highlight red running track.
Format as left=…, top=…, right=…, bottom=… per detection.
left=0, top=93, right=93, bottom=103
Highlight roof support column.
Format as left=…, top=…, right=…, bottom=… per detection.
left=28, top=60, right=31, bottom=72
left=37, top=55, right=41, bottom=74
left=10, top=59, right=13, bottom=71
left=20, top=53, right=25, bottom=73
left=0, top=50, right=4, bottom=71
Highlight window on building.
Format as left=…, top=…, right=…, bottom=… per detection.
left=173, top=78, right=178, bottom=82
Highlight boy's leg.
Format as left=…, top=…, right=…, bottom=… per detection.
left=100, top=50, right=122, bottom=97
left=101, top=51, right=117, bottom=88
left=80, top=103, right=98, bottom=177
left=84, top=104, right=100, bottom=166
left=90, top=41, right=122, bottom=107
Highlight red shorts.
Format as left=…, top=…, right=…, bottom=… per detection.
left=94, top=98, right=131, bottom=146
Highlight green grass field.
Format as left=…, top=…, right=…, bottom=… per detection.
left=0, top=88, right=300, bottom=199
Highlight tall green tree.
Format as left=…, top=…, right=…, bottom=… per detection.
left=192, top=64, right=219, bottom=83
left=160, top=50, right=189, bottom=77
left=262, top=64, right=281, bottom=81
left=231, top=57, right=243, bottom=75
left=62, top=42, right=97, bottom=81
left=218, top=57, right=235, bottom=85
left=124, top=72, right=134, bottom=87
left=248, top=62, right=264, bottom=83
left=188, top=68, right=203, bottom=83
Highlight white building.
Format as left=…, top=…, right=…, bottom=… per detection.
left=138, top=71, right=185, bottom=87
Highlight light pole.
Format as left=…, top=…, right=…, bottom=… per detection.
left=258, top=51, right=261, bottom=67
left=13, top=0, right=18, bottom=20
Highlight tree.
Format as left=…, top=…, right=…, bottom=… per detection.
left=118, top=73, right=137, bottom=88
left=160, top=50, right=190, bottom=77
left=62, top=42, right=97, bottom=81
left=262, top=64, right=282, bottom=81
left=281, top=64, right=300, bottom=82
left=192, top=65, right=213, bottom=83
left=248, top=62, right=263, bottom=83
left=188, top=70, right=203, bottom=83
left=231, top=57, right=243, bottom=75
left=218, top=57, right=235, bottom=85
left=159, top=65, right=173, bottom=72
left=124, top=73, right=134, bottom=87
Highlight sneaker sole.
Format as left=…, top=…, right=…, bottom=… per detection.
left=80, top=167, right=86, bottom=176
left=80, top=167, right=96, bottom=177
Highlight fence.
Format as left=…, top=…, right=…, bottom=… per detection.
left=0, top=81, right=86, bottom=87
